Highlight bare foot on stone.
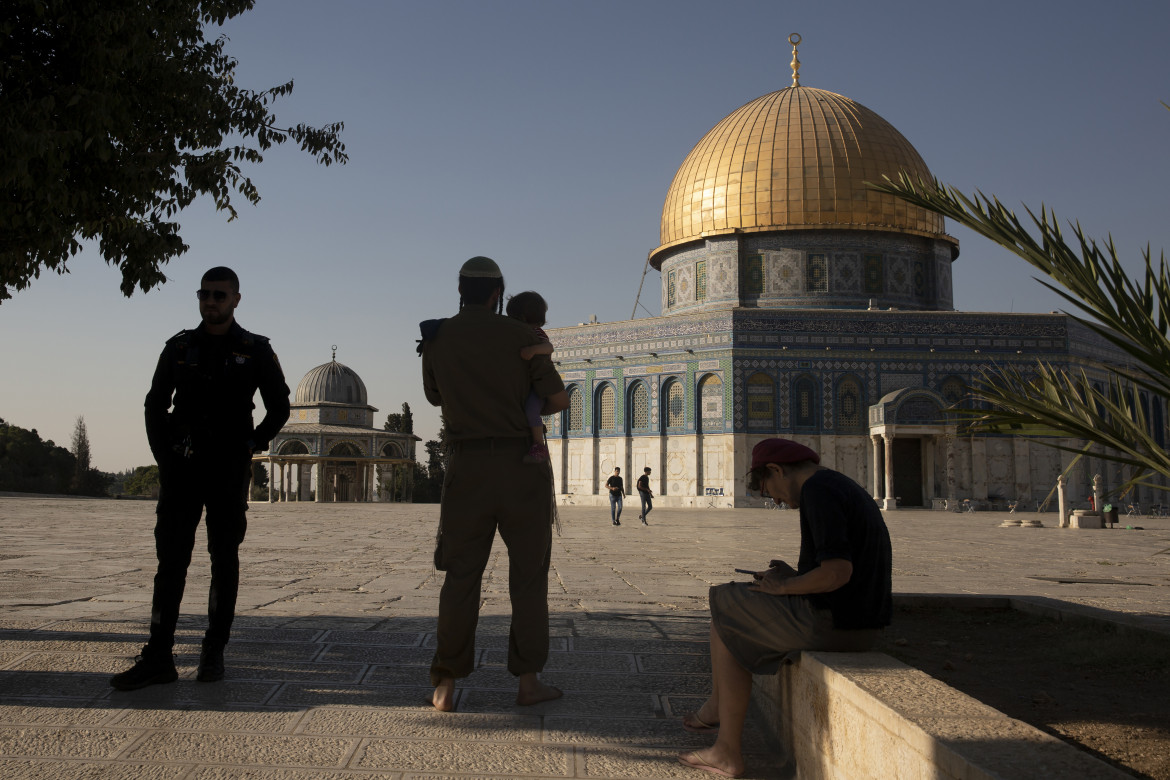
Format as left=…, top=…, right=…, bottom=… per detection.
left=432, top=678, right=456, bottom=711
left=516, top=673, right=562, bottom=706
left=678, top=746, right=744, bottom=778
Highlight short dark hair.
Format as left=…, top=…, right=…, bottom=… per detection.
left=201, top=266, right=239, bottom=292
left=505, top=291, right=548, bottom=327
left=614, top=467, right=620, bottom=472
left=643, top=467, right=651, bottom=473
left=746, top=460, right=817, bottom=491
left=458, top=274, right=505, bottom=313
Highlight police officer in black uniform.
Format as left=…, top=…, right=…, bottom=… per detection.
left=111, top=266, right=290, bottom=690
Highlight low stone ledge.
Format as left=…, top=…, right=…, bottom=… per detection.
left=749, top=594, right=1150, bottom=779
left=751, top=651, right=1128, bottom=780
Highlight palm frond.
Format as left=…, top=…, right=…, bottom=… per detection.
left=872, top=173, right=1170, bottom=492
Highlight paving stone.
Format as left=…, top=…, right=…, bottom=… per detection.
left=110, top=706, right=303, bottom=733
left=0, top=726, right=139, bottom=758
left=0, top=670, right=112, bottom=699
left=227, top=660, right=365, bottom=684
left=481, top=648, right=636, bottom=672
left=318, top=630, right=425, bottom=646
left=456, top=690, right=662, bottom=717
left=362, top=666, right=436, bottom=687
left=106, top=681, right=280, bottom=707
left=319, top=645, right=434, bottom=665
left=0, top=759, right=190, bottom=779
left=569, top=637, right=707, bottom=654
left=189, top=768, right=366, bottom=780
left=0, top=702, right=114, bottom=727
left=10, top=652, right=144, bottom=675
left=355, top=738, right=572, bottom=774
left=635, top=652, right=711, bottom=675
left=579, top=744, right=789, bottom=778
left=124, top=732, right=354, bottom=767
left=541, top=670, right=710, bottom=695
left=221, top=641, right=322, bottom=662
left=418, top=633, right=569, bottom=652
left=301, top=707, right=541, bottom=741
left=271, top=683, right=435, bottom=710
left=224, top=628, right=325, bottom=643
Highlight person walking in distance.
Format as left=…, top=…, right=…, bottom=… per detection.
left=606, top=467, right=624, bottom=525
left=420, top=256, right=570, bottom=712
left=636, top=466, right=653, bottom=525
left=111, top=266, right=291, bottom=691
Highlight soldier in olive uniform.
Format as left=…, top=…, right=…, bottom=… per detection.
left=421, top=256, right=570, bottom=711
left=111, top=267, right=291, bottom=691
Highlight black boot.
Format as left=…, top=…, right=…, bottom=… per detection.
left=110, top=646, right=178, bottom=691
left=197, top=639, right=225, bottom=682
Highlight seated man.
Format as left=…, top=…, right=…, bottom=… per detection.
left=679, top=438, right=892, bottom=778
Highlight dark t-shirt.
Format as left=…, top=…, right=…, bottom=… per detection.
left=606, top=475, right=624, bottom=496
left=636, top=474, right=650, bottom=493
left=796, top=469, right=892, bottom=630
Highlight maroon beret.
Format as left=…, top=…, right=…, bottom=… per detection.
left=750, top=438, right=820, bottom=470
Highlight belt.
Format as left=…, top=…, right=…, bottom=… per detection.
left=450, top=436, right=529, bottom=452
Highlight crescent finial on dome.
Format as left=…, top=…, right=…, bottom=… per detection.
left=789, top=33, right=802, bottom=87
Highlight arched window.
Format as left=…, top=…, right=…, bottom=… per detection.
left=597, top=384, right=616, bottom=432
left=330, top=442, right=362, bottom=457
left=793, top=375, right=818, bottom=429
left=567, top=386, right=583, bottom=432
left=664, top=379, right=685, bottom=429
left=836, top=376, right=865, bottom=432
left=699, top=374, right=723, bottom=432
left=380, top=442, right=402, bottom=458
left=940, top=376, right=966, bottom=406
left=279, top=439, right=309, bottom=455
left=747, top=373, right=774, bottom=430
left=629, top=383, right=650, bottom=431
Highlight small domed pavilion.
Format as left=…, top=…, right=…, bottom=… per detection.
left=260, top=349, right=418, bottom=502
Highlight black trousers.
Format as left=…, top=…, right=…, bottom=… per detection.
left=147, top=453, right=251, bottom=655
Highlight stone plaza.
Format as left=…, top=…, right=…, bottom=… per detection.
left=1, top=496, right=1168, bottom=778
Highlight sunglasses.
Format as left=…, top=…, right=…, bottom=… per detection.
left=196, top=289, right=231, bottom=302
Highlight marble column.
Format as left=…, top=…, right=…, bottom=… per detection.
left=944, top=433, right=957, bottom=511
left=882, top=430, right=896, bottom=511
left=870, top=434, right=882, bottom=498
left=924, top=437, right=935, bottom=505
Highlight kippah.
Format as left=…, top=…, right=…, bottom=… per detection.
left=459, top=256, right=503, bottom=278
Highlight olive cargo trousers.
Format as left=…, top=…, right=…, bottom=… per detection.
left=430, top=437, right=553, bottom=686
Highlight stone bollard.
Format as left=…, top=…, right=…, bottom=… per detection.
left=1057, top=475, right=1068, bottom=528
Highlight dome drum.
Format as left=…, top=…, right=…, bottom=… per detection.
left=657, top=231, right=954, bottom=315
left=650, top=85, right=959, bottom=306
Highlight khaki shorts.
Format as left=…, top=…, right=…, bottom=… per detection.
left=710, top=582, right=881, bottom=674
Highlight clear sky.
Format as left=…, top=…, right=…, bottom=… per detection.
left=4, top=0, right=1169, bottom=472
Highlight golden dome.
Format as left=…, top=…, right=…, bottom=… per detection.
left=651, top=85, right=954, bottom=267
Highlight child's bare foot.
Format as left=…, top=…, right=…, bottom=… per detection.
left=516, top=673, right=562, bottom=706
left=432, top=678, right=456, bottom=711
